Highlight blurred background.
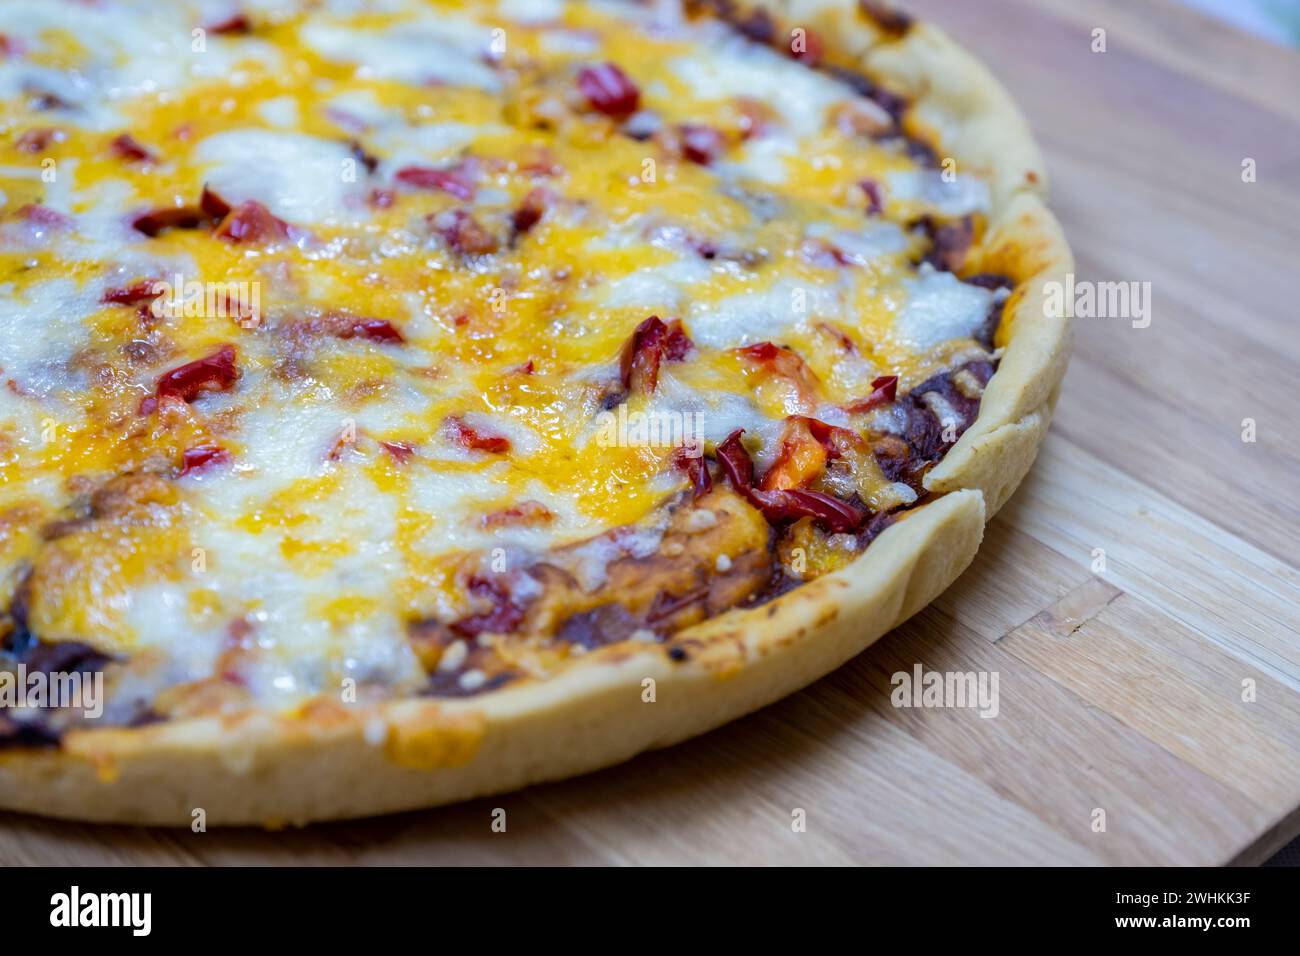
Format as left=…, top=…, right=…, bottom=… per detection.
left=1179, top=0, right=1300, bottom=48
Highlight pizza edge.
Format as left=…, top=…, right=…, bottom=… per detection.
left=0, top=8, right=1073, bottom=826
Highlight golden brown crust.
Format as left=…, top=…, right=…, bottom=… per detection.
left=0, top=2, right=1072, bottom=825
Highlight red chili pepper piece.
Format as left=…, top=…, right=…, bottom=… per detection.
left=200, top=185, right=232, bottom=220
left=379, top=440, right=415, bottom=463
left=102, top=280, right=162, bottom=307
left=715, top=429, right=869, bottom=533
left=110, top=133, right=156, bottom=164
left=672, top=447, right=713, bottom=497
left=679, top=124, right=726, bottom=165
left=339, top=318, right=405, bottom=343
left=577, top=63, right=640, bottom=119
left=179, top=444, right=230, bottom=476
left=847, top=374, right=898, bottom=413
left=215, top=200, right=289, bottom=244
left=620, top=316, right=692, bottom=395
left=511, top=187, right=549, bottom=237
left=147, top=344, right=239, bottom=411
left=395, top=165, right=474, bottom=200
left=446, top=416, right=511, bottom=454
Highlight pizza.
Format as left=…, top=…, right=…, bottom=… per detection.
left=0, top=0, right=1071, bottom=824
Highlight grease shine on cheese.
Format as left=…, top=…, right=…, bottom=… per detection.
left=0, top=0, right=993, bottom=709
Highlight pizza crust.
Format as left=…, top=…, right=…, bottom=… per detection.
left=0, top=3, right=1072, bottom=825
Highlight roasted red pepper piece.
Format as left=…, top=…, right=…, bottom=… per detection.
left=678, top=124, right=726, bottom=165
left=672, top=447, right=713, bottom=497
left=142, top=344, right=238, bottom=413
left=338, top=318, right=405, bottom=343
left=716, top=429, right=869, bottom=533
left=446, top=416, right=511, bottom=454
left=110, top=133, right=156, bottom=164
left=395, top=165, right=474, bottom=200
left=619, top=315, right=692, bottom=395
left=577, top=63, right=640, bottom=119
left=215, top=200, right=289, bottom=244
left=847, top=375, right=899, bottom=413
left=179, top=444, right=230, bottom=476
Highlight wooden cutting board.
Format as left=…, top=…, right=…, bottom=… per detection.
left=4, top=0, right=1299, bottom=865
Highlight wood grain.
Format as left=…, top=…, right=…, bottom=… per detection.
left=3, top=0, right=1298, bottom=865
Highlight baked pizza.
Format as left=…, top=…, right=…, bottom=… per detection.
left=0, top=0, right=1070, bottom=824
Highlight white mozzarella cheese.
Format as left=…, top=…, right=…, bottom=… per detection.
left=301, top=17, right=501, bottom=90
left=894, top=268, right=994, bottom=350
left=194, top=130, right=365, bottom=223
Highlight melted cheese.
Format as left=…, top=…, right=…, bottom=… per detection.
left=0, top=0, right=1001, bottom=714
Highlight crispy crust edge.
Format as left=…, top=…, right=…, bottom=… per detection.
left=0, top=4, right=1072, bottom=825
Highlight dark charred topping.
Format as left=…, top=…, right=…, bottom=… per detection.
left=205, top=13, right=252, bottom=35
left=423, top=668, right=516, bottom=698
left=0, top=718, right=61, bottom=750
left=619, top=315, right=693, bottom=395
left=436, top=209, right=499, bottom=255
left=348, top=139, right=379, bottom=174
left=1, top=580, right=115, bottom=749
left=131, top=205, right=207, bottom=237
left=916, top=215, right=975, bottom=273
left=556, top=603, right=643, bottom=650
left=964, top=274, right=1014, bottom=348
left=445, top=416, right=511, bottom=454
left=822, top=65, right=908, bottom=124
left=13, top=639, right=112, bottom=676
left=396, top=164, right=475, bottom=199
left=734, top=7, right=776, bottom=45
left=872, top=361, right=996, bottom=489
left=140, top=344, right=239, bottom=413
left=965, top=272, right=1015, bottom=292
left=857, top=509, right=897, bottom=547
left=577, top=62, right=640, bottom=119
left=200, top=185, right=232, bottom=219
left=132, top=186, right=230, bottom=237
left=542, top=492, right=776, bottom=650
left=449, top=576, right=529, bottom=638
left=510, top=186, right=550, bottom=238
left=860, top=177, right=884, bottom=216
left=858, top=0, right=913, bottom=36
left=899, top=134, right=939, bottom=168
